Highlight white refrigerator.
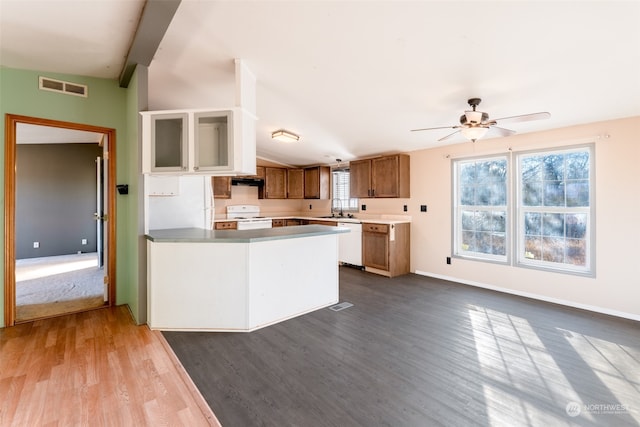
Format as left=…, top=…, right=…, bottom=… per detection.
left=145, top=175, right=213, bottom=232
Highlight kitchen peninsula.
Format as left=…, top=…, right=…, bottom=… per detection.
left=146, top=225, right=348, bottom=331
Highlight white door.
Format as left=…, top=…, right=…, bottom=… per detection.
left=97, top=135, right=109, bottom=301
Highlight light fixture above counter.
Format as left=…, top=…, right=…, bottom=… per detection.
left=271, top=129, right=300, bottom=143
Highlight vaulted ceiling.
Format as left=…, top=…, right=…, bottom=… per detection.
left=2, top=1, right=639, bottom=166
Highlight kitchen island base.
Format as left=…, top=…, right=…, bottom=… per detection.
left=146, top=226, right=345, bottom=331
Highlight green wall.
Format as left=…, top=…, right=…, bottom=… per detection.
left=0, top=66, right=141, bottom=326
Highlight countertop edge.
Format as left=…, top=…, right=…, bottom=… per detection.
left=213, top=216, right=411, bottom=225
left=146, top=225, right=349, bottom=243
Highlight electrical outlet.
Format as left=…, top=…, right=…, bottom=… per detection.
left=403, top=205, right=408, bottom=212
left=309, top=204, right=312, bottom=210
left=33, top=242, right=39, bottom=248
left=361, top=204, right=367, bottom=211
left=420, top=205, right=427, bottom=212
left=446, top=256, right=451, bottom=265
left=82, top=239, right=87, bottom=245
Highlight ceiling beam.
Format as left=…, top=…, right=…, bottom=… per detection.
left=119, top=0, right=181, bottom=88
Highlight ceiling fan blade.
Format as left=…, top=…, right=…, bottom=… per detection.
left=410, top=125, right=458, bottom=132
left=438, top=129, right=462, bottom=142
left=493, top=112, right=550, bottom=124
left=489, top=126, right=516, bottom=137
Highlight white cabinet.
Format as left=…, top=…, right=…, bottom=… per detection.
left=141, top=107, right=256, bottom=175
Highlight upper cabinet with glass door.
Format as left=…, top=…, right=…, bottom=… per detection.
left=150, top=112, right=188, bottom=172
left=141, top=107, right=256, bottom=176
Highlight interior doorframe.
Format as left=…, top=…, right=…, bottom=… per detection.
left=4, top=114, right=117, bottom=326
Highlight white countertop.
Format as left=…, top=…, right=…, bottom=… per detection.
left=213, top=215, right=411, bottom=225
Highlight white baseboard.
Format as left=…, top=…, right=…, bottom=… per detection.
left=414, top=270, right=640, bottom=322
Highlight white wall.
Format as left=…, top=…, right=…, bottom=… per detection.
left=405, top=116, right=640, bottom=319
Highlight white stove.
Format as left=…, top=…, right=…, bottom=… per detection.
left=226, top=205, right=273, bottom=230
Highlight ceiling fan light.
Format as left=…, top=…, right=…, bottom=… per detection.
left=271, top=129, right=300, bottom=142
left=461, top=126, right=489, bottom=142
left=464, top=110, right=484, bottom=124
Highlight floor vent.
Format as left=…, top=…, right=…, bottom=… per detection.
left=329, top=302, right=353, bottom=312
left=39, top=76, right=88, bottom=97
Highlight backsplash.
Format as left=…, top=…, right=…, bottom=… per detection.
left=213, top=185, right=412, bottom=221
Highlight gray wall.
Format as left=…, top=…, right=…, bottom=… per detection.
left=16, top=143, right=103, bottom=259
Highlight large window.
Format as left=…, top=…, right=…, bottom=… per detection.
left=453, top=156, right=509, bottom=263
left=332, top=168, right=358, bottom=212
left=453, top=145, right=594, bottom=276
left=517, top=146, right=593, bottom=274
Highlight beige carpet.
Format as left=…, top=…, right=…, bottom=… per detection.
left=15, top=253, right=106, bottom=321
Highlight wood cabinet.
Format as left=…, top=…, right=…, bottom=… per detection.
left=258, top=165, right=329, bottom=199
left=214, top=221, right=237, bottom=230
left=362, top=222, right=410, bottom=277
left=304, top=166, right=330, bottom=199
left=141, top=108, right=256, bottom=175
left=304, top=219, right=337, bottom=226
left=287, top=169, right=305, bottom=199
left=349, top=159, right=372, bottom=199
left=350, top=154, right=410, bottom=198
left=263, top=167, right=287, bottom=199
left=285, top=219, right=302, bottom=226
left=212, top=176, right=231, bottom=199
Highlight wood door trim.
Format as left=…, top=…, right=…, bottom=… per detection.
left=4, top=114, right=117, bottom=326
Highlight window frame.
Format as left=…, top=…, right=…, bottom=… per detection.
left=331, top=167, right=358, bottom=212
left=452, top=154, right=510, bottom=265
left=514, top=144, right=595, bottom=276
left=451, top=143, right=595, bottom=277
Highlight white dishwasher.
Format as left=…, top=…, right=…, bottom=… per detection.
left=338, top=222, right=363, bottom=267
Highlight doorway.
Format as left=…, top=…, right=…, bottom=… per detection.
left=4, top=114, right=116, bottom=326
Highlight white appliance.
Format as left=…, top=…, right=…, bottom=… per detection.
left=338, top=222, right=362, bottom=266
left=146, top=175, right=213, bottom=231
left=226, top=205, right=272, bottom=230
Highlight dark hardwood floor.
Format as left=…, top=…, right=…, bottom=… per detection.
left=163, top=267, right=640, bottom=427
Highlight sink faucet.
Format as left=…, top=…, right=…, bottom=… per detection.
left=331, top=198, right=344, bottom=217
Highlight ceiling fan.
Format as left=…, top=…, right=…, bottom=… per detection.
left=411, top=98, right=550, bottom=142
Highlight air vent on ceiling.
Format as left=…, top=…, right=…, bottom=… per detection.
left=39, top=76, right=88, bottom=97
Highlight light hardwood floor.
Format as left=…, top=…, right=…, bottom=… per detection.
left=0, top=306, right=219, bottom=426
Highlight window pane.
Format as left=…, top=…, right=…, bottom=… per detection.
left=566, top=213, right=587, bottom=238
left=460, top=163, right=477, bottom=185
left=524, top=236, right=542, bottom=260
left=543, top=181, right=565, bottom=206
left=461, top=210, right=476, bottom=230
left=521, top=157, right=542, bottom=182
left=522, top=182, right=542, bottom=206
left=455, top=156, right=508, bottom=261
left=566, top=181, right=589, bottom=207
left=524, top=212, right=541, bottom=235
left=565, top=239, right=587, bottom=266
left=543, top=154, right=564, bottom=181
left=542, top=213, right=564, bottom=237
left=460, top=186, right=474, bottom=205
left=491, top=233, right=506, bottom=256
left=542, top=237, right=565, bottom=263
left=518, top=146, right=592, bottom=274
left=566, top=152, right=590, bottom=179
left=462, top=230, right=476, bottom=252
